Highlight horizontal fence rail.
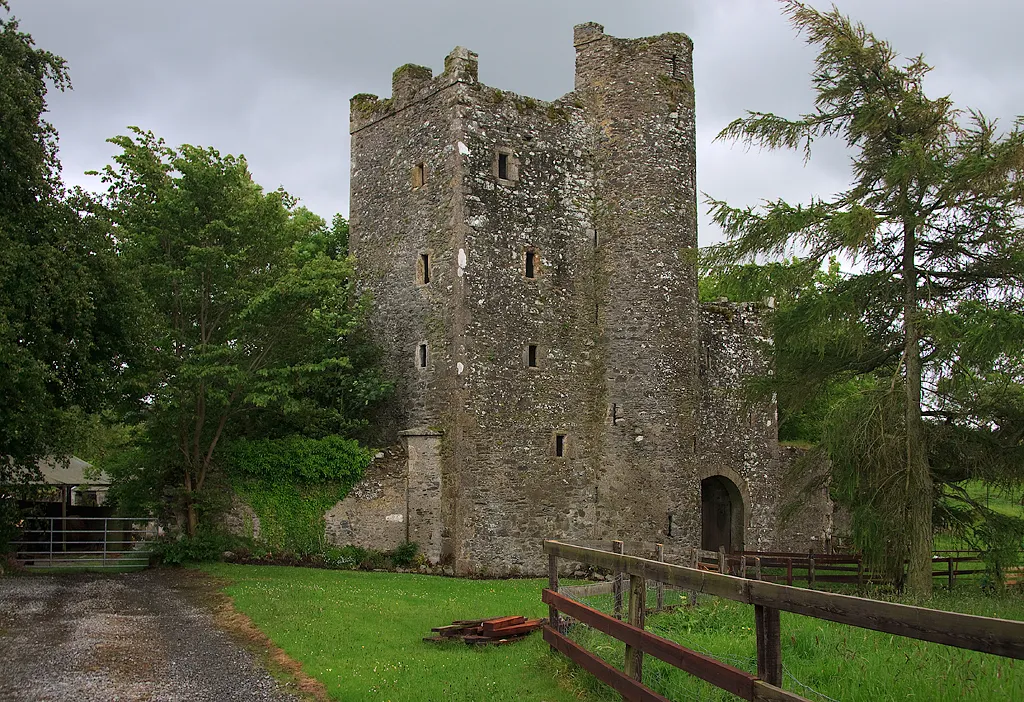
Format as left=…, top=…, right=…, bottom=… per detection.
left=545, top=539, right=1024, bottom=702
left=543, top=589, right=805, bottom=701
left=545, top=540, right=1024, bottom=659
left=10, top=517, right=157, bottom=570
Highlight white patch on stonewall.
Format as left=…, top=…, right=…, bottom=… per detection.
left=457, top=362, right=465, bottom=375
left=458, top=141, right=470, bottom=155
left=385, top=513, right=404, bottom=523
left=457, top=248, right=468, bottom=277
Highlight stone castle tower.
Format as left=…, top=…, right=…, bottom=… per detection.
left=346, top=23, right=825, bottom=574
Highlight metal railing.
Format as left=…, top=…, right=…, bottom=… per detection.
left=9, top=516, right=157, bottom=570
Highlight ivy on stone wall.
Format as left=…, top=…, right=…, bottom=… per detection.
left=223, top=436, right=373, bottom=554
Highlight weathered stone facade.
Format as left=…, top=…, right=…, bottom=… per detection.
left=343, top=23, right=824, bottom=574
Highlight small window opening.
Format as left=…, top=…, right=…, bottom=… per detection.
left=555, top=434, right=566, bottom=457
left=671, top=54, right=679, bottom=80
left=527, top=344, right=538, bottom=368
left=498, top=152, right=509, bottom=180
left=667, top=514, right=674, bottom=537
left=611, top=403, right=621, bottom=425
left=412, top=162, right=426, bottom=188
left=525, top=249, right=536, bottom=278
left=418, top=344, right=427, bottom=368
left=419, top=253, right=430, bottom=284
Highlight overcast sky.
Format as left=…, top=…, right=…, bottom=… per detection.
left=11, top=0, right=1024, bottom=246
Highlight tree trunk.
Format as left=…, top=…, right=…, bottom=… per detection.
left=184, top=467, right=198, bottom=538
left=186, top=501, right=198, bottom=538
left=903, top=221, right=933, bottom=598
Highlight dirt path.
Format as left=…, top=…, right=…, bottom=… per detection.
left=0, top=569, right=303, bottom=702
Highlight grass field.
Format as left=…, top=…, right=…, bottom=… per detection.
left=202, top=564, right=592, bottom=701
left=206, top=563, right=1024, bottom=702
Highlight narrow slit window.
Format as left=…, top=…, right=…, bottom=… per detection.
left=527, top=344, right=538, bottom=368
left=525, top=250, right=536, bottom=278
left=668, top=514, right=674, bottom=537
left=418, top=344, right=427, bottom=368
left=412, top=162, right=426, bottom=188
left=498, top=152, right=509, bottom=180
left=611, top=403, right=620, bottom=425
left=555, top=434, right=566, bottom=457
left=419, top=253, right=430, bottom=284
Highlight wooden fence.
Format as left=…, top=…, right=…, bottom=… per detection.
left=723, top=549, right=991, bottom=589
left=544, top=540, right=1024, bottom=702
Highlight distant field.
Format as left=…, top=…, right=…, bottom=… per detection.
left=206, top=564, right=1024, bottom=702
left=935, top=480, right=1024, bottom=551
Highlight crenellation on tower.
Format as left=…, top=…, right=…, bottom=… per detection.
left=391, top=63, right=433, bottom=106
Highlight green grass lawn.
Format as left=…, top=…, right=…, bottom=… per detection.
left=206, top=564, right=1024, bottom=702
left=624, top=590, right=1024, bottom=701
left=202, top=564, right=593, bottom=701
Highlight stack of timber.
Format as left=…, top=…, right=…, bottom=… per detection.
left=423, top=615, right=545, bottom=645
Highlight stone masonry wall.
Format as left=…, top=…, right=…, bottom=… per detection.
left=573, top=24, right=701, bottom=558
left=324, top=445, right=408, bottom=552
left=775, top=445, right=836, bottom=552
left=349, top=49, right=481, bottom=562
left=698, top=302, right=780, bottom=551
left=451, top=82, right=600, bottom=574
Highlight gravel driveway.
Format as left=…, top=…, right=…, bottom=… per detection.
left=0, top=569, right=302, bottom=701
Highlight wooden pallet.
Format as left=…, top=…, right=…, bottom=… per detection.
left=423, top=615, right=545, bottom=645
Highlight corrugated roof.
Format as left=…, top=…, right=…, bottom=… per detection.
left=35, top=456, right=111, bottom=486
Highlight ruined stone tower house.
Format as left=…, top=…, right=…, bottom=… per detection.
left=342, top=23, right=826, bottom=575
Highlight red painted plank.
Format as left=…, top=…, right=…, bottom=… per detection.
left=482, top=615, right=526, bottom=631
left=481, top=619, right=543, bottom=637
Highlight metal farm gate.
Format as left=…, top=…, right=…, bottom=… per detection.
left=10, top=516, right=157, bottom=570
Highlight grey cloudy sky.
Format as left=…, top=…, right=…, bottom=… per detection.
left=12, top=0, right=1024, bottom=246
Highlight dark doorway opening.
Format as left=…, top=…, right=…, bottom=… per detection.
left=700, top=475, right=743, bottom=553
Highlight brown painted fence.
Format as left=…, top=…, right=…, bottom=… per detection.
left=730, top=549, right=998, bottom=588
left=544, top=540, right=1024, bottom=702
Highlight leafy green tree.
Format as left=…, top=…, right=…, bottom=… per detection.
left=706, top=1, right=1024, bottom=596
left=0, top=2, right=137, bottom=495
left=97, top=129, right=389, bottom=535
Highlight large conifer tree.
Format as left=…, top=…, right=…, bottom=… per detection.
left=707, top=1, right=1024, bottom=596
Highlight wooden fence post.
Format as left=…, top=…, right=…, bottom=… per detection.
left=754, top=556, right=762, bottom=582
left=688, top=547, right=698, bottom=606
left=740, top=554, right=748, bottom=580
left=808, top=555, right=816, bottom=588
left=612, top=540, right=624, bottom=620
left=624, top=572, right=647, bottom=685
left=948, top=557, right=955, bottom=591
left=857, top=555, right=864, bottom=588
left=755, top=604, right=783, bottom=687
left=548, top=553, right=560, bottom=644
left=786, top=557, right=793, bottom=586
left=719, top=546, right=727, bottom=576
left=655, top=543, right=665, bottom=612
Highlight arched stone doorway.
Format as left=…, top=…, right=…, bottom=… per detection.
left=700, top=475, right=745, bottom=553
